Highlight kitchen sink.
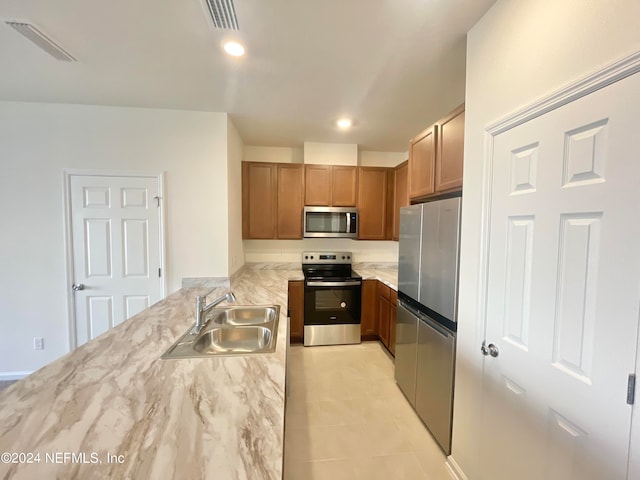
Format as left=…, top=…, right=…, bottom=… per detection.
left=193, top=326, right=273, bottom=354
left=161, top=305, right=280, bottom=359
left=209, top=306, right=278, bottom=326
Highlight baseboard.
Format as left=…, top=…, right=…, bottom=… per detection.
left=0, top=371, right=32, bottom=381
left=446, top=456, right=468, bottom=480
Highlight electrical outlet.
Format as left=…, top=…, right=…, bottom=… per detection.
left=33, top=337, right=44, bottom=350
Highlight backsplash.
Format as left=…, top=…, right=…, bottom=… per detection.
left=243, top=239, right=399, bottom=264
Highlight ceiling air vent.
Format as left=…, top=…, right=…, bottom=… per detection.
left=6, top=21, right=76, bottom=62
left=205, top=0, right=239, bottom=30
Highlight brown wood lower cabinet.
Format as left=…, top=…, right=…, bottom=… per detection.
left=360, top=279, right=379, bottom=339
left=288, top=280, right=304, bottom=343
left=363, top=279, right=397, bottom=354
left=389, top=289, right=397, bottom=356
left=378, top=282, right=391, bottom=348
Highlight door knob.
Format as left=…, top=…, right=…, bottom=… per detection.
left=72, top=284, right=85, bottom=291
left=481, top=340, right=499, bottom=358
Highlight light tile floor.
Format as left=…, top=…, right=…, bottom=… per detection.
left=284, top=342, right=451, bottom=480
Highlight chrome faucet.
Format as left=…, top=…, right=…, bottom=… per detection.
left=191, top=290, right=237, bottom=334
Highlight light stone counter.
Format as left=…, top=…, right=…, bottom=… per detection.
left=0, top=266, right=301, bottom=480
left=352, top=263, right=399, bottom=291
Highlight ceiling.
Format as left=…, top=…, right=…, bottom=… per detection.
left=0, top=0, right=496, bottom=151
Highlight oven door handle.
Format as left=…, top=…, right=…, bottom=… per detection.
left=306, top=281, right=362, bottom=287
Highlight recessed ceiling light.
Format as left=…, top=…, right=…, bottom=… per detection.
left=223, top=41, right=245, bottom=57
left=337, top=118, right=352, bottom=129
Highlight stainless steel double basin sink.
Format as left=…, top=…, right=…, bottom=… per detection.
left=161, top=305, right=280, bottom=359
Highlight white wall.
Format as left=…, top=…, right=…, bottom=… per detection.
left=227, top=119, right=245, bottom=276
left=454, top=0, right=640, bottom=478
left=358, top=151, right=406, bottom=167
left=0, top=102, right=231, bottom=376
left=244, top=146, right=303, bottom=164
left=303, top=142, right=358, bottom=165
left=244, top=239, right=398, bottom=264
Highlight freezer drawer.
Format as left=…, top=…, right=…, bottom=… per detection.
left=394, top=301, right=418, bottom=407
left=415, top=315, right=456, bottom=455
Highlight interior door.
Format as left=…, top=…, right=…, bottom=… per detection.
left=69, top=174, right=163, bottom=346
left=480, top=72, right=640, bottom=479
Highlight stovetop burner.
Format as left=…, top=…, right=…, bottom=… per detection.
left=301, top=251, right=361, bottom=281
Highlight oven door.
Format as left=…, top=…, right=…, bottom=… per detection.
left=304, top=280, right=362, bottom=325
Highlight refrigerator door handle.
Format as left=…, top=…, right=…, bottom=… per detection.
left=420, top=315, right=454, bottom=338
left=398, top=299, right=421, bottom=318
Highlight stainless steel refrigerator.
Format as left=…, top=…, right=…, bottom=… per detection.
left=395, top=195, right=461, bottom=455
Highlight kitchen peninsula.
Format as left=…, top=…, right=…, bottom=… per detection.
left=0, top=264, right=397, bottom=479
left=0, top=267, right=301, bottom=480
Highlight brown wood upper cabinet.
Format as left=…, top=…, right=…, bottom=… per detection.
left=331, top=166, right=358, bottom=206
left=392, top=161, right=408, bottom=241
left=357, top=167, right=388, bottom=240
left=408, top=103, right=465, bottom=201
left=277, top=164, right=304, bottom=239
left=435, top=104, right=465, bottom=192
left=242, top=161, right=304, bottom=239
left=242, top=162, right=277, bottom=239
left=305, top=164, right=358, bottom=207
left=408, top=125, right=436, bottom=200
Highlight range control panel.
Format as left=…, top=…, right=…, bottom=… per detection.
left=302, top=251, right=352, bottom=265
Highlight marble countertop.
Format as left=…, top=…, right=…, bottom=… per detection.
left=0, top=267, right=300, bottom=480
left=352, top=263, right=399, bottom=291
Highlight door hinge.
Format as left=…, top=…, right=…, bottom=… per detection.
left=158, top=267, right=162, bottom=278
left=627, top=374, right=636, bottom=405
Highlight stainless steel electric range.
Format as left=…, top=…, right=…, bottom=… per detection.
left=302, top=251, right=362, bottom=346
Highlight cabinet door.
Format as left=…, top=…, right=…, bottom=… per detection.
left=408, top=125, right=436, bottom=200
left=242, top=162, right=276, bottom=239
left=331, top=166, right=358, bottom=206
left=277, top=164, right=304, bottom=239
left=304, top=165, right=331, bottom=206
left=361, top=279, right=379, bottom=338
left=436, top=104, right=465, bottom=192
left=378, top=295, right=391, bottom=349
left=389, top=289, right=398, bottom=356
left=393, top=161, right=408, bottom=241
left=357, top=167, right=388, bottom=240
left=288, top=280, right=304, bottom=342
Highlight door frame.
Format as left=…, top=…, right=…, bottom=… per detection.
left=456, top=51, right=640, bottom=479
left=62, top=169, right=167, bottom=351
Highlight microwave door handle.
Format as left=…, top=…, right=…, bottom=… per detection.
left=346, top=212, right=351, bottom=233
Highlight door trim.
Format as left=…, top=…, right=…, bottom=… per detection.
left=62, top=169, right=167, bottom=351
left=474, top=50, right=640, bottom=478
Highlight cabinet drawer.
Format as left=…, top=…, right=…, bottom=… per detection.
left=377, top=282, right=391, bottom=300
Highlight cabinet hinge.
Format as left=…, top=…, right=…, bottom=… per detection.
left=627, top=374, right=636, bottom=405
left=158, top=267, right=162, bottom=278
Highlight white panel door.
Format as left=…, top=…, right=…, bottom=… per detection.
left=480, top=72, right=640, bottom=479
left=70, top=175, right=163, bottom=346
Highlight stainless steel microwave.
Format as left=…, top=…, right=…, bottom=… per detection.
left=303, top=206, right=358, bottom=238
